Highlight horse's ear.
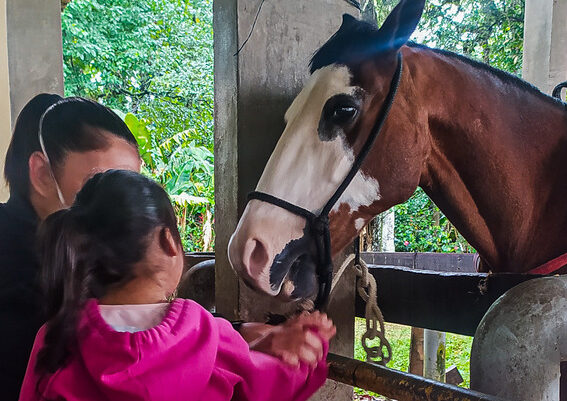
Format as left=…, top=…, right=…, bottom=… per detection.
left=340, top=13, right=364, bottom=30
left=377, top=0, right=425, bottom=52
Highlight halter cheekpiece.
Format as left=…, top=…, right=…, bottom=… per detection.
left=247, top=52, right=403, bottom=310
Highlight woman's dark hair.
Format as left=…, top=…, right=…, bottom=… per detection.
left=35, top=170, right=182, bottom=376
left=4, top=94, right=138, bottom=199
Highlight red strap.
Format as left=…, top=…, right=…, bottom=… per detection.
left=528, top=252, right=567, bottom=275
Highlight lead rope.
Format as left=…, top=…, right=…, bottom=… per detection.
left=329, top=250, right=392, bottom=365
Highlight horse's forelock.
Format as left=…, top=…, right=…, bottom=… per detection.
left=309, top=14, right=379, bottom=74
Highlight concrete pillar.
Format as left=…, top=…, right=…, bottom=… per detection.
left=0, top=0, right=64, bottom=201
left=6, top=0, right=64, bottom=122
left=214, top=1, right=359, bottom=399
left=0, top=0, right=11, bottom=201
left=522, top=0, right=567, bottom=94
left=380, top=209, right=395, bottom=252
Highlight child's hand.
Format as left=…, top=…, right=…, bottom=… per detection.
left=248, top=312, right=336, bottom=368
left=291, top=311, right=336, bottom=342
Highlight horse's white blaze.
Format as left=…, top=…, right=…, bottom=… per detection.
left=257, top=65, right=378, bottom=215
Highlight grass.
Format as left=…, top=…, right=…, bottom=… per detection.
left=353, top=318, right=473, bottom=399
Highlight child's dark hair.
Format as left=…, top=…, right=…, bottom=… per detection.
left=4, top=94, right=138, bottom=199
left=35, top=170, right=182, bottom=375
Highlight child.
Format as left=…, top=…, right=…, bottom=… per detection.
left=19, top=170, right=335, bottom=401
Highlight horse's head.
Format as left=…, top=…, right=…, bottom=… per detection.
left=229, top=0, right=429, bottom=300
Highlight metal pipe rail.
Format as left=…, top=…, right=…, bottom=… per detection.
left=327, top=353, right=508, bottom=401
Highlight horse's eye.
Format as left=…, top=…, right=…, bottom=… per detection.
left=331, top=106, right=357, bottom=125
left=319, top=93, right=362, bottom=141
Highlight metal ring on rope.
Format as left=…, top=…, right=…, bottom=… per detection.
left=330, top=253, right=392, bottom=365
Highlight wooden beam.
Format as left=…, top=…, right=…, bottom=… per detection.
left=362, top=252, right=478, bottom=273
left=327, top=353, right=508, bottom=401
left=356, top=265, right=541, bottom=336
left=182, top=252, right=540, bottom=336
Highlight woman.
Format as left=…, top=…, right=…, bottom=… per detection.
left=0, top=94, right=141, bottom=400
left=20, top=170, right=334, bottom=401
left=1, top=95, right=322, bottom=400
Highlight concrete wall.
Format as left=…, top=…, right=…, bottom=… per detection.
left=523, top=0, right=567, bottom=94
left=7, top=0, right=64, bottom=121
left=0, top=0, right=64, bottom=201
left=214, top=1, right=359, bottom=399
left=0, top=0, right=11, bottom=200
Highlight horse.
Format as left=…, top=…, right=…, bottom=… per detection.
left=228, top=0, right=567, bottom=302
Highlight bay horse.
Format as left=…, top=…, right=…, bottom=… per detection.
left=228, top=0, right=567, bottom=301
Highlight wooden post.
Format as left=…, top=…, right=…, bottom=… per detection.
left=409, top=327, right=424, bottom=375
left=214, top=1, right=359, bottom=399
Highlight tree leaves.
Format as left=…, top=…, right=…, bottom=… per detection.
left=62, top=0, right=214, bottom=145
left=62, top=0, right=215, bottom=251
left=417, top=0, right=524, bottom=75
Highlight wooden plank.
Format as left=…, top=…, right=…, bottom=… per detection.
left=361, top=252, right=478, bottom=273
left=415, top=253, right=478, bottom=273
left=184, top=252, right=215, bottom=272
left=362, top=252, right=417, bottom=268
left=355, top=265, right=542, bottom=336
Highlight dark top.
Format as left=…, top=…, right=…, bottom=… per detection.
left=0, top=195, right=41, bottom=401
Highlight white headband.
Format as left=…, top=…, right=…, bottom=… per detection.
left=38, top=101, right=67, bottom=207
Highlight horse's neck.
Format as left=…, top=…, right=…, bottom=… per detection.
left=411, top=47, right=567, bottom=272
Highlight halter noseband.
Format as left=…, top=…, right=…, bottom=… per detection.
left=247, top=52, right=403, bottom=310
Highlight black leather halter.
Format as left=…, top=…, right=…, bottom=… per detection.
left=247, top=52, right=403, bottom=310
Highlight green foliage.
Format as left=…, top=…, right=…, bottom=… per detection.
left=123, top=113, right=214, bottom=251
left=354, top=319, right=474, bottom=398
left=419, top=0, right=524, bottom=75
left=62, top=0, right=214, bottom=251
left=62, top=0, right=214, bottom=146
left=418, top=0, right=524, bottom=75
left=394, top=188, right=475, bottom=253
left=370, top=0, right=524, bottom=74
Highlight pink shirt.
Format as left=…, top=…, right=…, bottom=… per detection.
left=19, top=299, right=328, bottom=401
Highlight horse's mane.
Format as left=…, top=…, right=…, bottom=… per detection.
left=406, top=42, right=567, bottom=110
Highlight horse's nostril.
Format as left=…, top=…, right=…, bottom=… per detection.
left=243, top=238, right=270, bottom=278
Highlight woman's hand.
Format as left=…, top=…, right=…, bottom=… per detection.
left=246, top=312, right=336, bottom=368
